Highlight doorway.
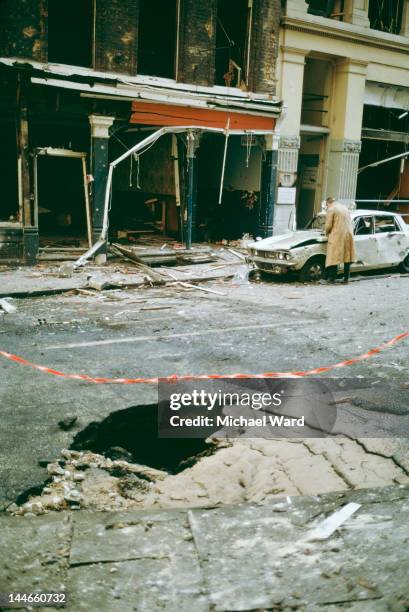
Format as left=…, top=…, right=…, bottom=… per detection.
left=34, top=150, right=91, bottom=247
left=297, top=134, right=326, bottom=228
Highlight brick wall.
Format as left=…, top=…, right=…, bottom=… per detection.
left=0, top=0, right=47, bottom=62
left=249, top=0, right=281, bottom=95
left=178, top=0, right=217, bottom=86
left=94, top=0, right=139, bottom=74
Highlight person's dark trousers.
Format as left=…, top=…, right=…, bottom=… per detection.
left=326, top=265, right=338, bottom=282
left=344, top=262, right=351, bottom=283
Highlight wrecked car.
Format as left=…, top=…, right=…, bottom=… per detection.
left=247, top=209, right=409, bottom=282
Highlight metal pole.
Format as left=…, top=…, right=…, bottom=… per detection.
left=218, top=118, right=230, bottom=204
left=186, top=131, right=195, bottom=250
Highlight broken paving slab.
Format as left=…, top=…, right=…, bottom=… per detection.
left=188, top=484, right=409, bottom=611
left=70, top=508, right=196, bottom=565
left=67, top=558, right=208, bottom=612
left=0, top=512, right=72, bottom=597
left=1, top=486, right=409, bottom=610
left=68, top=509, right=206, bottom=612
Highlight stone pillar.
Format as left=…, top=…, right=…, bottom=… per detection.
left=327, top=140, right=362, bottom=200
left=257, top=134, right=279, bottom=238
left=343, top=0, right=370, bottom=28
left=275, top=47, right=306, bottom=233
left=89, top=115, right=114, bottom=263
left=285, top=0, right=308, bottom=18
left=326, top=59, right=367, bottom=200
left=275, top=135, right=300, bottom=233
left=400, top=0, right=409, bottom=37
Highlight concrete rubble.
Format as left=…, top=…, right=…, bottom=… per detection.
left=8, top=437, right=409, bottom=516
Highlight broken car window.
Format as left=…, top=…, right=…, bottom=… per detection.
left=307, top=215, right=326, bottom=231
left=354, top=216, right=373, bottom=236
left=374, top=216, right=399, bottom=234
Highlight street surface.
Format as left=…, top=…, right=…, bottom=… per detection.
left=1, top=268, right=409, bottom=508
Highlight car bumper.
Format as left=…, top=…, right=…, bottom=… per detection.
left=246, top=255, right=297, bottom=275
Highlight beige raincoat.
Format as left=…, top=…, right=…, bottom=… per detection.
left=325, top=202, right=356, bottom=267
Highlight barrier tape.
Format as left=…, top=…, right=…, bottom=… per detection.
left=0, top=331, right=408, bottom=384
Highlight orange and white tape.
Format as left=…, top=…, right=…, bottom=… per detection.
left=0, top=331, right=408, bottom=384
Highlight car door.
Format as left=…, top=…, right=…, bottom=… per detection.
left=351, top=215, right=378, bottom=270
left=373, top=215, right=407, bottom=267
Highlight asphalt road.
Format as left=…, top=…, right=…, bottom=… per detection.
left=1, top=271, right=409, bottom=507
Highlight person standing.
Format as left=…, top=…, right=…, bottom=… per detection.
left=324, top=197, right=356, bottom=283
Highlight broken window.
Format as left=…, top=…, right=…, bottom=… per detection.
left=137, top=0, right=178, bottom=78
left=307, top=0, right=336, bottom=17
left=368, top=0, right=404, bottom=35
left=354, top=216, right=373, bottom=235
left=215, top=0, right=249, bottom=87
left=0, top=121, right=19, bottom=223
left=48, top=0, right=93, bottom=67
left=374, top=215, right=400, bottom=233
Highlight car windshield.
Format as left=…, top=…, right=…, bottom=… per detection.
left=307, top=215, right=326, bottom=231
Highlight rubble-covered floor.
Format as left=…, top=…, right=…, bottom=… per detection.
left=1, top=485, right=409, bottom=611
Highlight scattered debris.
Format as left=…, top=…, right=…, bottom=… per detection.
left=87, top=277, right=111, bottom=291
left=58, top=263, right=74, bottom=278
left=306, top=502, right=361, bottom=541
left=226, top=247, right=246, bottom=261
left=176, top=281, right=226, bottom=296
left=0, top=298, right=16, bottom=314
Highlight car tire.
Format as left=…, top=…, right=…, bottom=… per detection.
left=399, top=253, right=409, bottom=273
left=249, top=269, right=262, bottom=282
left=299, top=257, right=325, bottom=282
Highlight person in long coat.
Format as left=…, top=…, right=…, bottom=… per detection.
left=325, top=197, right=356, bottom=283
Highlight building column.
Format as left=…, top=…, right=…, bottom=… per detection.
left=275, top=135, right=300, bottom=233
left=400, top=0, right=409, bottom=37
left=326, top=59, right=367, bottom=200
left=18, top=79, right=38, bottom=264
left=185, top=132, right=199, bottom=249
left=257, top=134, right=279, bottom=238
left=275, top=47, right=307, bottom=233
left=285, top=0, right=308, bottom=18
left=89, top=115, right=114, bottom=262
left=343, top=0, right=370, bottom=28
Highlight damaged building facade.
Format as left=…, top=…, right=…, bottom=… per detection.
left=276, top=0, right=409, bottom=232
left=0, top=0, right=281, bottom=264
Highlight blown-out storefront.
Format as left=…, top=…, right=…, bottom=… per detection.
left=0, top=59, right=281, bottom=264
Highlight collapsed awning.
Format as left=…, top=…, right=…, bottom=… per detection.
left=130, top=101, right=276, bottom=130
left=0, top=57, right=281, bottom=122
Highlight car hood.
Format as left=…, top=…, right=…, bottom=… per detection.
left=249, top=230, right=327, bottom=251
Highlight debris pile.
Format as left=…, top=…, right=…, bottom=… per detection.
left=9, top=449, right=168, bottom=516
left=8, top=437, right=409, bottom=516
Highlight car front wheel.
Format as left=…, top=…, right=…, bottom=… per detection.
left=399, top=252, right=409, bottom=273
left=299, top=257, right=325, bottom=282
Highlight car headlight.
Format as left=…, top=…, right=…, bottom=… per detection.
left=276, top=251, right=290, bottom=261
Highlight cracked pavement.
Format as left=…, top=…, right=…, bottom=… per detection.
left=1, top=484, right=409, bottom=611
left=1, top=268, right=409, bottom=507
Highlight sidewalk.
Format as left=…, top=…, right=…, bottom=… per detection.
left=1, top=484, right=409, bottom=611
left=0, top=249, right=243, bottom=299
